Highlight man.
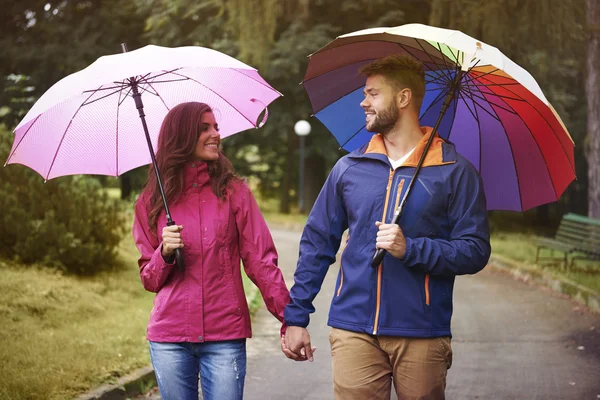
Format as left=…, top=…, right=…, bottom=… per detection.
left=281, top=54, right=491, bottom=400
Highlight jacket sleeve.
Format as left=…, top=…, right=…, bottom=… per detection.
left=284, top=162, right=348, bottom=328
left=402, top=163, right=491, bottom=276
left=231, top=182, right=290, bottom=331
left=132, top=195, right=176, bottom=293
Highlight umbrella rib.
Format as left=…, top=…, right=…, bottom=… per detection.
left=462, top=89, right=518, bottom=116
left=457, top=87, right=502, bottom=122
left=443, top=88, right=461, bottom=142
left=455, top=88, right=479, bottom=122
left=83, top=83, right=130, bottom=93
left=470, top=87, right=524, bottom=210
left=46, top=89, right=99, bottom=180
left=469, top=75, right=563, bottom=205
left=396, top=42, right=452, bottom=85
left=469, top=89, right=484, bottom=173
left=415, top=38, right=457, bottom=82
left=468, top=68, right=517, bottom=83
left=119, top=86, right=134, bottom=106
left=475, top=74, right=576, bottom=176
left=82, top=86, right=131, bottom=107
left=136, top=83, right=160, bottom=97
left=419, top=86, right=449, bottom=120
left=140, top=69, right=182, bottom=82
left=115, top=81, right=124, bottom=176
left=231, top=68, right=284, bottom=96
left=338, top=123, right=367, bottom=150
left=434, top=41, right=459, bottom=67
left=474, top=73, right=575, bottom=169
left=168, top=70, right=257, bottom=128
left=144, top=81, right=171, bottom=112
left=425, top=73, right=453, bottom=85
left=5, top=115, right=41, bottom=166
left=137, top=78, right=190, bottom=84
left=304, top=40, right=449, bottom=83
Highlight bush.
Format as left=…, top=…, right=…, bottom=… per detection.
left=0, top=126, right=127, bottom=274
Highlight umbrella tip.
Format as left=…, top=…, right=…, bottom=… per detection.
left=121, top=43, right=128, bottom=53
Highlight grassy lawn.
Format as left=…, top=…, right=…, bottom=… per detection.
left=0, top=236, right=152, bottom=400
left=491, top=232, right=600, bottom=293
left=0, top=231, right=263, bottom=400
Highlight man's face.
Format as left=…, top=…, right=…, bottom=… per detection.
left=360, top=75, right=399, bottom=134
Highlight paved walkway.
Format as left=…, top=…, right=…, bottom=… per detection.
left=145, top=228, right=600, bottom=399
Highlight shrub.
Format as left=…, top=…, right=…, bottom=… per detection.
left=0, top=125, right=127, bottom=274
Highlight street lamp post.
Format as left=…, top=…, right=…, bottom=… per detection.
left=294, top=120, right=311, bottom=213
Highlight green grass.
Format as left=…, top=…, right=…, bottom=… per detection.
left=491, top=231, right=600, bottom=293
left=0, top=236, right=153, bottom=400
left=0, top=231, right=262, bottom=400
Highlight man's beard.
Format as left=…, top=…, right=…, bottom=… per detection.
left=366, top=98, right=399, bottom=134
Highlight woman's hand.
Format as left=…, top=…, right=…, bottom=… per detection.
left=161, top=224, right=184, bottom=258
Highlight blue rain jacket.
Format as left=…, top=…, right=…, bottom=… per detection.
left=284, top=128, right=491, bottom=337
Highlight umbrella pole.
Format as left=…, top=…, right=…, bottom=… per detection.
left=120, top=43, right=185, bottom=271
left=371, top=69, right=464, bottom=268
left=130, top=80, right=186, bottom=271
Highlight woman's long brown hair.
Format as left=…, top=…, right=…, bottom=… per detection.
left=144, top=102, right=240, bottom=233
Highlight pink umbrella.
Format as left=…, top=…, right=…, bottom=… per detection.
left=5, top=43, right=282, bottom=269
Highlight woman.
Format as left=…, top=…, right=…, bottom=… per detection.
left=132, top=102, right=290, bottom=400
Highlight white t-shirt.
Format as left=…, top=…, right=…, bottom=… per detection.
left=388, top=147, right=416, bottom=170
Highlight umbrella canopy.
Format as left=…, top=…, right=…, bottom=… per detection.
left=6, top=44, right=281, bottom=180
left=303, top=23, right=575, bottom=212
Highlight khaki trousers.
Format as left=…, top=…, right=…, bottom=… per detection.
left=329, top=328, right=452, bottom=400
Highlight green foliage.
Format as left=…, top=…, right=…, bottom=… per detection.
left=0, top=127, right=127, bottom=274
left=0, top=74, right=36, bottom=128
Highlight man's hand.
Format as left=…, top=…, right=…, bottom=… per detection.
left=375, top=221, right=406, bottom=259
left=282, top=326, right=316, bottom=362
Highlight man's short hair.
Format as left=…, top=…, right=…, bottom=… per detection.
left=359, top=54, right=426, bottom=111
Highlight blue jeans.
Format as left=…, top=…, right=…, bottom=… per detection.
left=149, top=340, right=247, bottom=400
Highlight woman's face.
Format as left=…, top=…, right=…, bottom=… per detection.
left=194, top=112, right=220, bottom=161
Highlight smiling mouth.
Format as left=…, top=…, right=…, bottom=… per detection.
left=205, top=143, right=219, bottom=148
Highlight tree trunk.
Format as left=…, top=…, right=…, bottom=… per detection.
left=120, top=174, right=132, bottom=200
left=303, top=152, right=326, bottom=214
left=279, top=130, right=295, bottom=214
left=587, top=0, right=600, bottom=218
left=428, top=0, right=450, bottom=27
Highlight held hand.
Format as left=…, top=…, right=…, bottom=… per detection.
left=161, top=224, right=184, bottom=258
left=375, top=221, right=406, bottom=259
left=282, top=326, right=316, bottom=362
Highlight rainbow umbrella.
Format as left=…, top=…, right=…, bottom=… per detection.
left=303, top=23, right=575, bottom=213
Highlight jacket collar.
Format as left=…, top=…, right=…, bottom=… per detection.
left=184, top=161, right=212, bottom=189
left=352, top=126, right=457, bottom=168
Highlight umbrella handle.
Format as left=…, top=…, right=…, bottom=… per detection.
left=167, top=220, right=185, bottom=271
left=370, top=69, right=464, bottom=269
left=175, top=248, right=186, bottom=272
left=372, top=248, right=386, bottom=267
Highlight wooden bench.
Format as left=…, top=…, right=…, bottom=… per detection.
left=535, top=213, right=600, bottom=270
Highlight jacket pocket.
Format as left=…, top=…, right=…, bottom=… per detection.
left=336, top=235, right=350, bottom=298
left=418, top=273, right=431, bottom=313
left=425, top=274, right=430, bottom=306
left=218, top=247, right=242, bottom=315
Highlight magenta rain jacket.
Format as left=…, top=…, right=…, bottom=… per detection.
left=133, top=161, right=290, bottom=343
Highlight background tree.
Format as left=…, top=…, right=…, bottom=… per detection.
left=587, top=0, right=600, bottom=218
left=429, top=0, right=588, bottom=223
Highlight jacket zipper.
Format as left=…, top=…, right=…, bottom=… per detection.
left=337, top=235, right=350, bottom=297
left=373, top=169, right=395, bottom=335
left=425, top=274, right=430, bottom=305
